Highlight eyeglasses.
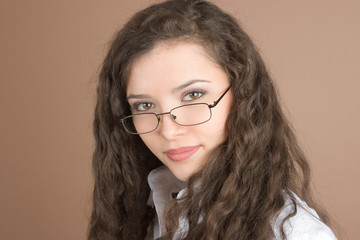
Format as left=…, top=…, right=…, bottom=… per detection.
left=120, top=86, right=231, bottom=135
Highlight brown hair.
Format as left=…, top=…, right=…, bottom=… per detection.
left=88, top=0, right=330, bottom=239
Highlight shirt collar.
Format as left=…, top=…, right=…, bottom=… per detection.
left=146, top=165, right=187, bottom=238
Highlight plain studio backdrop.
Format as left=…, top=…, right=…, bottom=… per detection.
left=0, top=0, right=359, bottom=239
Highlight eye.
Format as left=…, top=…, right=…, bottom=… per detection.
left=183, top=90, right=206, bottom=101
left=133, top=102, right=155, bottom=112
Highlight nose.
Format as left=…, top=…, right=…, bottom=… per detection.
left=158, top=113, right=184, bottom=140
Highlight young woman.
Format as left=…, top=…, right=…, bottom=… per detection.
left=88, top=0, right=337, bottom=239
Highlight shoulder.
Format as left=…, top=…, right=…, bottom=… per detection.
left=271, top=191, right=337, bottom=240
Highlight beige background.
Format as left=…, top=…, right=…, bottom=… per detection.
left=0, top=0, right=359, bottom=239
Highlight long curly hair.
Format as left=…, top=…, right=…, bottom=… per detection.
left=88, top=0, right=330, bottom=239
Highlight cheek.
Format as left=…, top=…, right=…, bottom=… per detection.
left=212, top=107, right=231, bottom=132
left=197, top=115, right=228, bottom=145
left=203, top=103, right=231, bottom=142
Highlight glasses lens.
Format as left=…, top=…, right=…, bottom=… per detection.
left=171, top=103, right=211, bottom=126
left=122, top=113, right=159, bottom=134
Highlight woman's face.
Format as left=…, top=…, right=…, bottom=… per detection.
left=126, top=41, right=233, bottom=181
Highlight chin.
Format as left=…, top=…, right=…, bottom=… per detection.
left=172, top=167, right=199, bottom=182
left=172, top=172, right=190, bottom=182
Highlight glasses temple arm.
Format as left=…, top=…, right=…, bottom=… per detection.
left=209, top=86, right=231, bottom=108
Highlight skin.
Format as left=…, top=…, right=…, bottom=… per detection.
left=126, top=41, right=233, bottom=181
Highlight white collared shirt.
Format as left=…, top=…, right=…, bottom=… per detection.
left=145, top=166, right=337, bottom=240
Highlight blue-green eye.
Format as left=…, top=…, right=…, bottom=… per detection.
left=134, top=102, right=155, bottom=111
left=183, top=90, right=205, bottom=101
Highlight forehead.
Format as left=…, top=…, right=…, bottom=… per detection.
left=126, top=41, right=227, bottom=95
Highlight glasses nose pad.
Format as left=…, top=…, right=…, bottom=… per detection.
left=171, top=114, right=177, bottom=120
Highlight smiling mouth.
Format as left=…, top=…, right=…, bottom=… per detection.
left=165, top=145, right=201, bottom=162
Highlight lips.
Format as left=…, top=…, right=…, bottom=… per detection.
left=165, top=145, right=201, bottom=162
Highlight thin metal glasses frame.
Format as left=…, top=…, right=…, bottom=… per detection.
left=120, top=86, right=231, bottom=135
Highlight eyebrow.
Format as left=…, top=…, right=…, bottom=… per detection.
left=127, top=79, right=211, bottom=100
left=171, top=79, right=211, bottom=93
left=127, top=93, right=151, bottom=100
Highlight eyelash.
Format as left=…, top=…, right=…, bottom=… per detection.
left=131, top=89, right=207, bottom=112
